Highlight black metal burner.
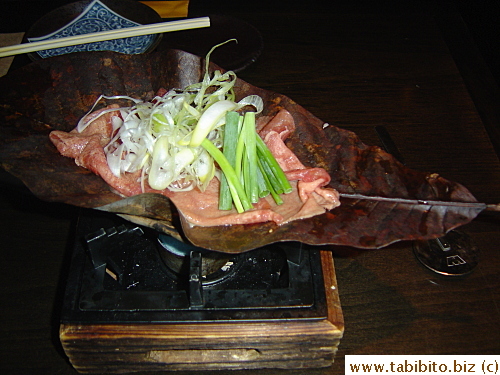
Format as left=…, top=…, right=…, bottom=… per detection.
left=61, top=209, right=328, bottom=324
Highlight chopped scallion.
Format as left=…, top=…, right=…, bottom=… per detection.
left=255, top=135, right=293, bottom=194
left=201, top=138, right=252, bottom=213
left=219, top=111, right=240, bottom=210
left=215, top=110, right=291, bottom=210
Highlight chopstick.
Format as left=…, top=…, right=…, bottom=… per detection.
left=0, top=17, right=210, bottom=58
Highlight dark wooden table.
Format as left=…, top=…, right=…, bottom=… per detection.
left=1, top=1, right=499, bottom=374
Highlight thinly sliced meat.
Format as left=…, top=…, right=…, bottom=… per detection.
left=169, top=178, right=285, bottom=226
left=49, top=106, right=340, bottom=226
left=257, top=108, right=295, bottom=140
left=259, top=109, right=337, bottom=217
left=261, top=112, right=331, bottom=184
left=50, top=105, right=119, bottom=159
left=50, top=105, right=159, bottom=198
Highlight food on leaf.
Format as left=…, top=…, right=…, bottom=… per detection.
left=49, top=44, right=340, bottom=228
left=50, top=102, right=340, bottom=227
left=0, top=48, right=494, bottom=252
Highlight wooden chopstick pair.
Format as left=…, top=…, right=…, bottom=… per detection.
left=0, top=17, right=210, bottom=58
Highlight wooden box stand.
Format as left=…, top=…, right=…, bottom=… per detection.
left=60, top=251, right=344, bottom=373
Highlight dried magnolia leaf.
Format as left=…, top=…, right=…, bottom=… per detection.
left=0, top=49, right=491, bottom=253
left=179, top=194, right=489, bottom=252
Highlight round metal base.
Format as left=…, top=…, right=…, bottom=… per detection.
left=412, top=230, right=479, bottom=276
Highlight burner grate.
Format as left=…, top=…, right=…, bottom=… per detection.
left=61, top=209, right=328, bottom=324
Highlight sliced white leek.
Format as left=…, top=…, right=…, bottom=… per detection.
left=80, top=40, right=265, bottom=195
left=189, top=100, right=238, bottom=147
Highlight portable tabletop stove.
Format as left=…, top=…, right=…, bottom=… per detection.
left=59, top=209, right=343, bottom=373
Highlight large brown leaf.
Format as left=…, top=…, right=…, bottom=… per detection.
left=0, top=49, right=494, bottom=252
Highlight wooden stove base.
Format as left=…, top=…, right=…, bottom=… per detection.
left=60, top=251, right=344, bottom=373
